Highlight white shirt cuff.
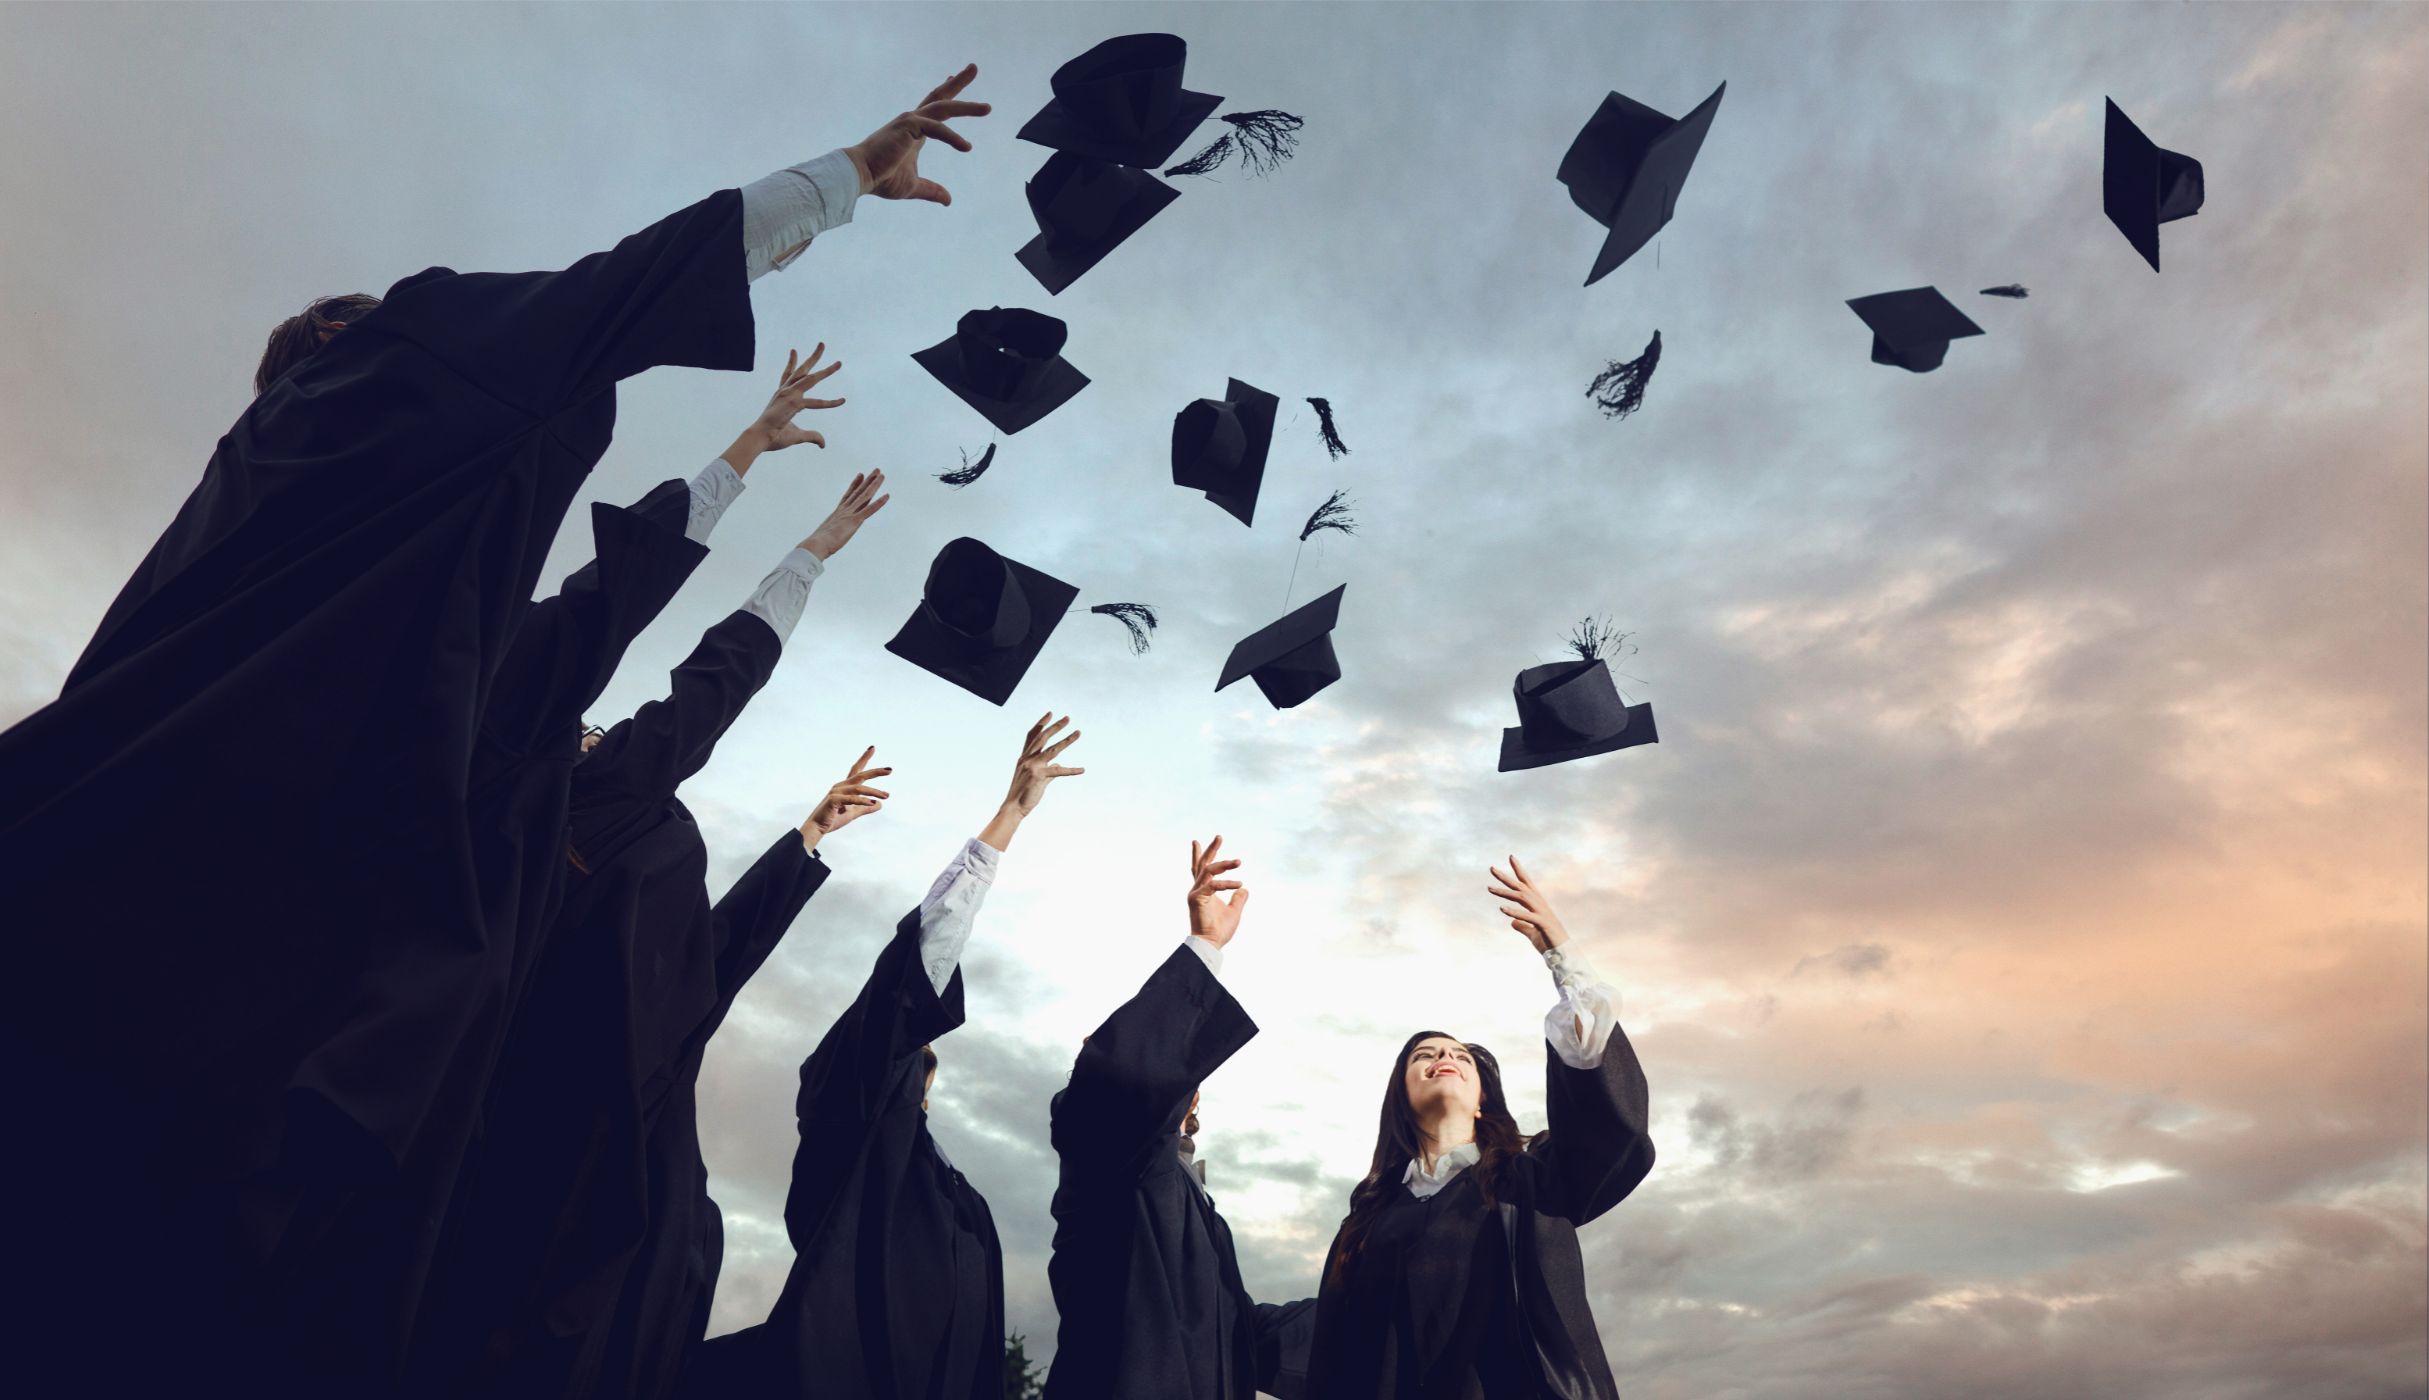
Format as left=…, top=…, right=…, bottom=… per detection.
left=916, top=837, right=1001, bottom=995
left=740, top=148, right=861, bottom=283
left=740, top=547, right=823, bottom=645
left=1184, top=935, right=1225, bottom=977
left=1542, top=944, right=1619, bottom=1070
left=684, top=457, right=747, bottom=544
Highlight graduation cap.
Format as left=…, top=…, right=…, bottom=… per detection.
left=884, top=537, right=1079, bottom=705
left=1019, top=34, right=1224, bottom=169
left=1171, top=378, right=1277, bottom=527
left=1016, top=151, right=1182, bottom=295
left=1498, top=657, right=1658, bottom=771
left=1845, top=287, right=1984, bottom=373
left=2103, top=98, right=2204, bottom=272
left=911, top=308, right=1090, bottom=434
left=1557, top=81, right=1726, bottom=286
left=1216, top=584, right=1345, bottom=710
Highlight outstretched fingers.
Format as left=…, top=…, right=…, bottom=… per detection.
left=920, top=64, right=979, bottom=108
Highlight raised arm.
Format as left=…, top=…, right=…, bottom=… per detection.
left=479, top=483, right=707, bottom=761
left=359, top=66, right=988, bottom=413
left=1488, top=855, right=1656, bottom=1224
left=579, top=434, right=888, bottom=806
left=791, top=715, right=1083, bottom=1130
left=1051, top=836, right=1255, bottom=1185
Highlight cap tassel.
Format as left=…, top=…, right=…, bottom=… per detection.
left=1089, top=602, right=1160, bottom=654
left=1980, top=284, right=2030, bottom=299
left=1298, top=488, right=1359, bottom=542
left=1564, top=615, right=1646, bottom=698
left=1308, top=396, right=1351, bottom=459
left=1587, top=330, right=1662, bottom=421
left=1566, top=615, right=1636, bottom=664
left=937, top=442, right=997, bottom=488
left=1163, top=109, right=1305, bottom=178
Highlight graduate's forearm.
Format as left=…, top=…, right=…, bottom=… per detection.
left=976, top=800, right=1026, bottom=851
left=719, top=424, right=776, bottom=479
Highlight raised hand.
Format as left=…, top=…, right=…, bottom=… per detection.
left=845, top=64, right=990, bottom=205
left=799, top=470, right=890, bottom=561
left=1187, top=835, right=1249, bottom=948
left=1488, top=854, right=1571, bottom=953
left=979, top=713, right=1084, bottom=850
left=800, top=746, right=893, bottom=851
left=758, top=345, right=847, bottom=449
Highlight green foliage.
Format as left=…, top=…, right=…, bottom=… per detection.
left=1004, top=1331, right=1046, bottom=1400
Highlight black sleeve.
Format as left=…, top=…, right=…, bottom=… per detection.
left=685, top=829, right=829, bottom=1056
left=783, top=909, right=967, bottom=1248
left=1526, top=1023, right=1656, bottom=1225
left=580, top=607, right=784, bottom=802
left=480, top=480, right=707, bottom=758
left=358, top=187, right=755, bottom=415
left=1254, top=1296, right=1321, bottom=1400
left=1050, top=945, right=1257, bottom=1188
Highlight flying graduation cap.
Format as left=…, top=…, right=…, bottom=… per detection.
left=1019, top=34, right=1224, bottom=169
left=2102, top=98, right=2204, bottom=272
left=1557, top=81, right=1726, bottom=285
left=1172, top=377, right=1278, bottom=527
left=1845, top=287, right=1984, bottom=373
left=1217, top=584, right=1346, bottom=710
left=1016, top=151, right=1182, bottom=294
left=885, top=537, right=1079, bottom=705
left=1498, top=619, right=1658, bottom=772
left=911, top=308, right=1090, bottom=434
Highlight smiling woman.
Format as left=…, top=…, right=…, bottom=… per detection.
left=1302, top=858, right=1660, bottom=1400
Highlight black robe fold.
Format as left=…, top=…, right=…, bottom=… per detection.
left=0, top=188, right=753, bottom=1390
left=1044, top=945, right=1316, bottom=1400
left=280, top=475, right=711, bottom=1384
left=413, top=606, right=788, bottom=1396
left=583, top=828, right=829, bottom=1400
left=687, top=909, right=1006, bottom=1400
left=1303, top=1032, right=1656, bottom=1400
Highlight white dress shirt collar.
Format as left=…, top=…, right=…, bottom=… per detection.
left=1402, top=1139, right=1482, bottom=1199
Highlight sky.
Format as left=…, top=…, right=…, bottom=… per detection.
left=3, top=3, right=2425, bottom=1397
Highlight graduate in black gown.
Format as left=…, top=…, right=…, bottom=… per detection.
left=1302, top=856, right=1656, bottom=1400
left=0, top=66, right=993, bottom=1391
left=409, top=375, right=882, bottom=1395
left=1043, top=836, right=1319, bottom=1400
left=689, top=714, right=1089, bottom=1400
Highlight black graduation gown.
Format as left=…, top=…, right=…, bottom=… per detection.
left=409, top=605, right=784, bottom=1395
left=1302, top=1032, right=1657, bottom=1400
left=0, top=188, right=754, bottom=1389
left=685, top=910, right=1007, bottom=1400
left=253, top=474, right=711, bottom=1388
left=1043, top=946, right=1318, bottom=1400
left=582, top=828, right=829, bottom=1400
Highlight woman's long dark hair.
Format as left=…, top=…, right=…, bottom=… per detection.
left=1327, top=1029, right=1531, bottom=1282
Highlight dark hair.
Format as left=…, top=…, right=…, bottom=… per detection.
left=255, top=292, right=381, bottom=396
left=920, top=1043, right=939, bottom=1086
left=1327, top=1030, right=1530, bottom=1282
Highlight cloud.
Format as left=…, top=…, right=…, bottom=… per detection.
left=1, top=4, right=2422, bottom=1398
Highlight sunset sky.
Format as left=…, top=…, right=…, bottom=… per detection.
left=3, top=3, right=2423, bottom=1397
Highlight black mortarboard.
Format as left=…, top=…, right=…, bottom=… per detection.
left=884, top=537, right=1079, bottom=705
left=1498, top=658, right=1658, bottom=771
left=1018, top=34, right=1225, bottom=169
left=1557, top=81, right=1726, bottom=286
left=911, top=308, right=1090, bottom=434
left=1015, top=151, right=1183, bottom=295
left=1845, top=287, right=1985, bottom=373
left=2103, top=98, right=2204, bottom=272
left=1171, top=377, right=1277, bottom=527
left=1216, top=584, right=1345, bottom=710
